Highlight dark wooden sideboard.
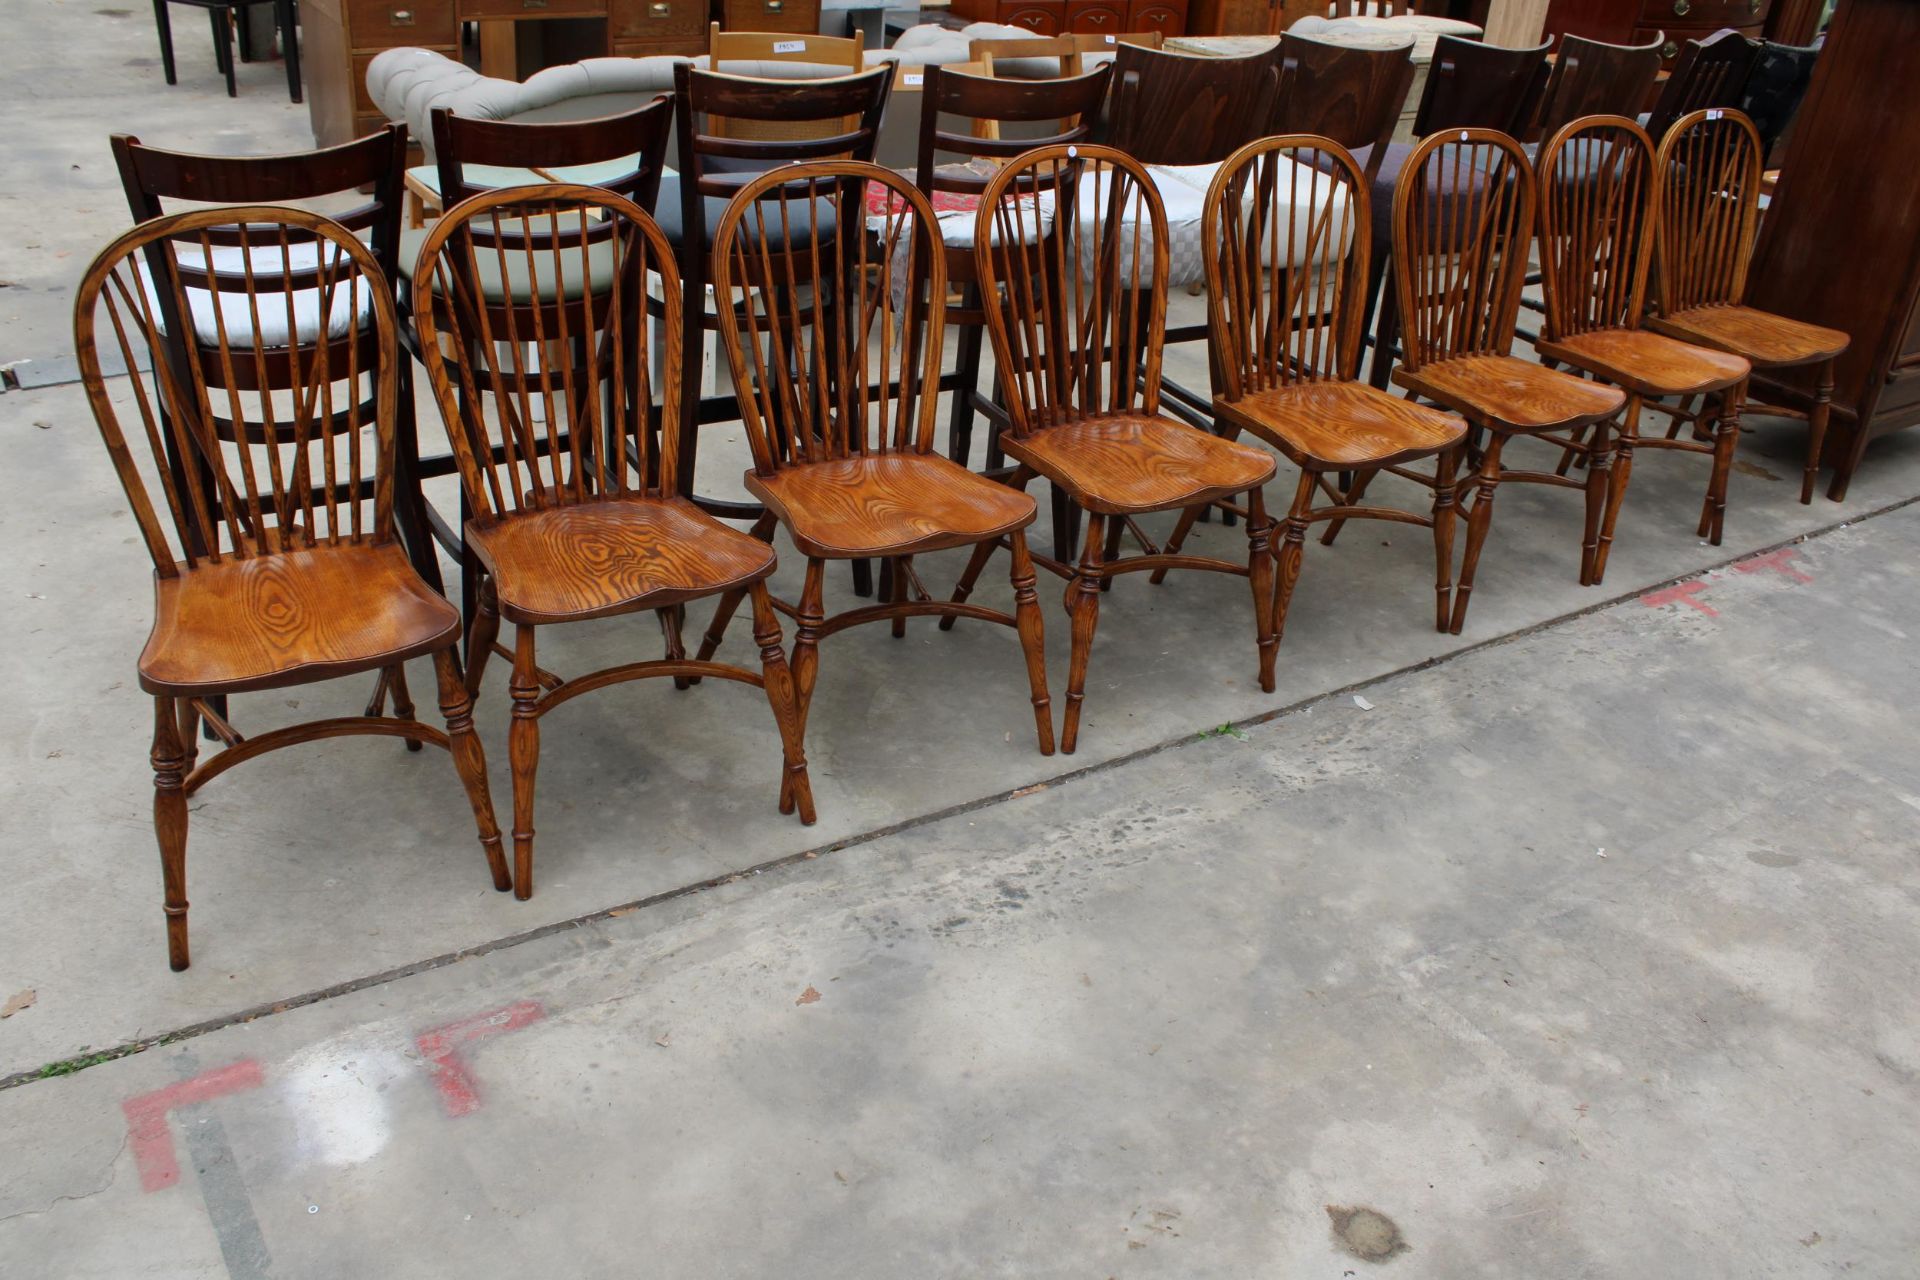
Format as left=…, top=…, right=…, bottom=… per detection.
left=1744, top=0, right=1920, bottom=500
left=947, top=0, right=1188, bottom=38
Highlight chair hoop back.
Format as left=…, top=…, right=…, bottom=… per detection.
left=74, top=206, right=399, bottom=573
left=1652, top=106, right=1763, bottom=316
left=1390, top=126, right=1537, bottom=372
left=1203, top=134, right=1371, bottom=399
left=710, top=161, right=946, bottom=477
left=410, top=184, right=685, bottom=517
left=973, top=143, right=1170, bottom=434
left=1535, top=114, right=1657, bottom=340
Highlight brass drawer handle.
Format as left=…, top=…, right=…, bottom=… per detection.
left=1673, top=0, right=1690, bottom=14
left=649, top=1, right=670, bottom=14
left=390, top=6, right=414, bottom=23
left=766, top=0, right=783, bottom=10
left=523, top=0, right=547, bottom=8
left=1661, top=39, right=1679, bottom=58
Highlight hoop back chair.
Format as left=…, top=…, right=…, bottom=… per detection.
left=1535, top=115, right=1750, bottom=574
left=917, top=60, right=1114, bottom=472
left=668, top=64, right=893, bottom=524
left=412, top=184, right=816, bottom=897
left=1203, top=136, right=1467, bottom=643
left=1643, top=29, right=1762, bottom=143
left=702, top=162, right=1057, bottom=764
left=1274, top=32, right=1416, bottom=183
left=1645, top=107, right=1847, bottom=504
left=975, top=144, right=1280, bottom=750
left=74, top=206, right=508, bottom=970
left=1390, top=127, right=1625, bottom=630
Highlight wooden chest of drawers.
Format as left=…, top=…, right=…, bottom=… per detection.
left=1541, top=0, right=1770, bottom=67
left=949, top=0, right=1186, bottom=38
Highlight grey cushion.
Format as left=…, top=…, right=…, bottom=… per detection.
left=654, top=173, right=839, bottom=250
left=399, top=222, right=622, bottom=303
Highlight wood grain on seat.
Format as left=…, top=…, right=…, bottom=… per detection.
left=141, top=543, right=459, bottom=694
left=747, top=454, right=1036, bottom=558
left=1646, top=305, right=1848, bottom=369
left=1539, top=328, right=1751, bottom=398
left=1000, top=416, right=1277, bottom=516
left=1217, top=382, right=1463, bottom=471
left=468, top=497, right=778, bottom=625
left=1396, top=355, right=1623, bottom=433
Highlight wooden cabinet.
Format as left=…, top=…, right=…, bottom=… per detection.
left=1542, top=0, right=1771, bottom=65
left=950, top=0, right=1065, bottom=32
left=1744, top=0, right=1920, bottom=499
left=1068, top=0, right=1127, bottom=34
left=610, top=0, right=707, bottom=50
left=1186, top=0, right=1276, bottom=35
left=1126, top=0, right=1188, bottom=36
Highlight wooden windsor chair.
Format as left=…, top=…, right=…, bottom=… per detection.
left=975, top=144, right=1281, bottom=751
left=1534, top=114, right=1750, bottom=577
left=1198, top=136, right=1468, bottom=648
left=697, top=161, right=1057, bottom=766
left=1387, top=128, right=1626, bottom=632
left=916, top=59, right=1114, bottom=478
left=411, top=184, right=816, bottom=899
left=74, top=206, right=508, bottom=971
left=1643, top=108, right=1847, bottom=506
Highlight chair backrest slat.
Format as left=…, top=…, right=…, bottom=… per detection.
left=1205, top=136, right=1371, bottom=400
left=75, top=208, right=398, bottom=570
left=974, top=144, right=1169, bottom=433
left=1652, top=107, right=1763, bottom=316
left=711, top=163, right=945, bottom=473
left=412, top=185, right=683, bottom=517
left=1536, top=114, right=1657, bottom=341
left=1391, top=127, right=1536, bottom=371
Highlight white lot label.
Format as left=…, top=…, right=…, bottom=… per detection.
left=1104, top=34, right=1115, bottom=42
left=774, top=39, right=806, bottom=52
left=904, top=72, right=923, bottom=85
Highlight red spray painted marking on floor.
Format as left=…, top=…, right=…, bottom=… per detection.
left=1641, top=581, right=1718, bottom=616
left=123, top=1059, right=265, bottom=1192
left=1733, top=547, right=1814, bottom=583
left=416, top=1000, right=545, bottom=1118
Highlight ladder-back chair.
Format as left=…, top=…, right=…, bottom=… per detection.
left=74, top=206, right=508, bottom=970
left=976, top=144, right=1280, bottom=751
left=701, top=162, right=1057, bottom=765
left=412, top=184, right=816, bottom=897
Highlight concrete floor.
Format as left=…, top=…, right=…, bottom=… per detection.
left=6, top=2, right=1920, bottom=1275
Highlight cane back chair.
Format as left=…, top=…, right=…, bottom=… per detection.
left=700, top=161, right=1057, bottom=766
left=74, top=206, right=509, bottom=970
left=976, top=144, right=1280, bottom=751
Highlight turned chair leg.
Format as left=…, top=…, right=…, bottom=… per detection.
left=465, top=579, right=501, bottom=698
left=277, top=0, right=301, bottom=103
left=1448, top=432, right=1507, bottom=636
left=1580, top=414, right=1616, bottom=586
left=1697, top=382, right=1743, bottom=546
left=1805, top=359, right=1833, bottom=505
left=781, top=559, right=826, bottom=814
left=1247, top=486, right=1277, bottom=694
left=1594, top=399, right=1638, bottom=586
left=507, top=624, right=541, bottom=900
left=940, top=539, right=997, bottom=632
left=1008, top=529, right=1055, bottom=755
left=1431, top=446, right=1459, bottom=630
left=432, top=648, right=510, bottom=892
left=659, top=603, right=691, bottom=690
left=386, top=662, right=425, bottom=751
left=1060, top=512, right=1108, bottom=755
left=152, top=695, right=193, bottom=971
left=1271, top=470, right=1315, bottom=654
left=748, top=582, right=816, bottom=825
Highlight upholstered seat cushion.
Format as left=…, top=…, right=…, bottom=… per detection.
left=405, top=154, right=647, bottom=201
left=399, top=222, right=622, bottom=302
left=656, top=172, right=840, bottom=250
left=139, top=239, right=373, bottom=350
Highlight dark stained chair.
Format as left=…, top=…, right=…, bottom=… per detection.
left=1529, top=33, right=1665, bottom=142
left=1738, top=39, right=1821, bottom=167
left=1534, top=115, right=1750, bottom=575
left=668, top=65, right=894, bottom=529
left=151, top=0, right=301, bottom=101
left=976, top=144, right=1281, bottom=751
left=916, top=60, right=1114, bottom=473
left=1643, top=29, right=1762, bottom=144
left=1362, top=36, right=1553, bottom=388
left=1387, top=128, right=1626, bottom=631
left=1644, top=108, right=1849, bottom=505
left=1274, top=31, right=1417, bottom=185
left=699, top=162, right=1057, bottom=765
left=1200, top=135, right=1468, bottom=648
left=74, top=206, right=507, bottom=970
left=1098, top=41, right=1287, bottom=163
left=412, top=184, right=816, bottom=898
